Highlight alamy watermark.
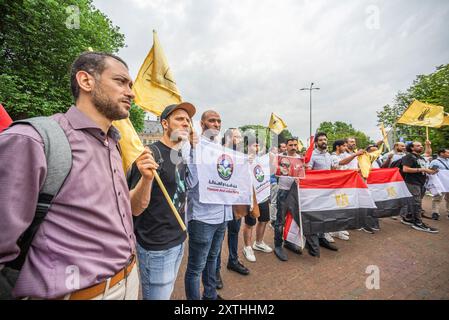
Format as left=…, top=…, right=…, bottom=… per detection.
left=365, top=265, right=380, bottom=290
left=65, top=5, right=80, bottom=30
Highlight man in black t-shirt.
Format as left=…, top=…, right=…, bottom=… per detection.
left=128, top=102, right=196, bottom=299
left=401, top=141, right=438, bottom=234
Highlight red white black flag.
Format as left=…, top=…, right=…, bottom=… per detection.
left=367, top=168, right=413, bottom=218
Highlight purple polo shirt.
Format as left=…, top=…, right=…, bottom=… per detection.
left=0, top=106, right=136, bottom=299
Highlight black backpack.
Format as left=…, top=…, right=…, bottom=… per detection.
left=0, top=117, right=72, bottom=300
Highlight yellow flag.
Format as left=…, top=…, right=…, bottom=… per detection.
left=436, top=114, right=449, bottom=128
left=379, top=123, right=391, bottom=152
left=268, top=113, right=287, bottom=135
left=397, top=100, right=444, bottom=128
left=297, top=140, right=304, bottom=151
left=132, top=30, right=182, bottom=116
left=358, top=145, right=384, bottom=178
left=112, top=117, right=145, bottom=173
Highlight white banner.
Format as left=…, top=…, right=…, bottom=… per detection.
left=197, top=139, right=252, bottom=205
left=250, top=154, right=271, bottom=203
left=426, top=170, right=449, bottom=196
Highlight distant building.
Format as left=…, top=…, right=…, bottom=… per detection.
left=139, top=119, right=163, bottom=145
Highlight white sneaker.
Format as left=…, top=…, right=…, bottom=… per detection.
left=332, top=231, right=349, bottom=241
left=253, top=241, right=273, bottom=253
left=243, top=246, right=256, bottom=262
left=340, top=230, right=349, bottom=236
left=324, top=233, right=335, bottom=243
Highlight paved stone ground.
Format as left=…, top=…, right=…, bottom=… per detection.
left=171, top=196, right=449, bottom=300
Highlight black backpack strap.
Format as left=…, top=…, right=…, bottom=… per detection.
left=5, top=117, right=72, bottom=270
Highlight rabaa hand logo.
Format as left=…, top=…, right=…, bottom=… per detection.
left=217, top=154, right=234, bottom=181
left=254, top=165, right=265, bottom=183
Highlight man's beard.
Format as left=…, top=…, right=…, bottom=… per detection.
left=318, top=143, right=327, bottom=150
left=92, top=86, right=129, bottom=121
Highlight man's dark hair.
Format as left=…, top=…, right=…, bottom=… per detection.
left=333, top=139, right=346, bottom=152
left=286, top=138, right=298, bottom=145
left=438, top=148, right=449, bottom=156
left=345, top=137, right=356, bottom=143
left=278, top=142, right=286, bottom=148
left=70, top=52, right=128, bottom=99
left=406, top=142, right=418, bottom=153
left=314, top=132, right=327, bottom=143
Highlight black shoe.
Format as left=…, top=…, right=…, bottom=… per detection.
left=283, top=241, right=302, bottom=255
left=432, top=212, right=440, bottom=221
left=216, top=271, right=223, bottom=290
left=319, top=238, right=338, bottom=251
left=227, top=261, right=250, bottom=275
left=274, top=246, right=288, bottom=261
left=401, top=217, right=414, bottom=226
left=412, top=222, right=439, bottom=234
left=304, top=241, right=320, bottom=258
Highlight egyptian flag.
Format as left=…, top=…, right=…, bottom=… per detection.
left=283, top=170, right=376, bottom=235
left=283, top=186, right=305, bottom=248
left=367, top=168, right=413, bottom=218
left=304, top=136, right=314, bottom=164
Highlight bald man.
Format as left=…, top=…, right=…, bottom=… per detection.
left=184, top=110, right=233, bottom=300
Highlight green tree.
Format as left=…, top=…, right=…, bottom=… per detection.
left=238, top=125, right=303, bottom=151
left=0, top=0, right=125, bottom=119
left=377, top=64, right=449, bottom=150
left=316, top=121, right=374, bottom=151
left=129, top=103, right=145, bottom=133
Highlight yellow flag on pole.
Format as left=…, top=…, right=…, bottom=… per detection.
left=112, top=117, right=145, bottom=173
left=268, top=113, right=287, bottom=135
left=397, top=100, right=445, bottom=128
left=113, top=31, right=184, bottom=173
left=358, top=145, right=384, bottom=178
left=132, top=30, right=182, bottom=116
left=436, top=114, right=449, bottom=128
left=379, top=123, right=391, bottom=152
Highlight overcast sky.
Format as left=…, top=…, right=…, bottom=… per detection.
left=93, top=0, right=449, bottom=143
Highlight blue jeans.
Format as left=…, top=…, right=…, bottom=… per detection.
left=184, top=220, right=226, bottom=300
left=216, top=216, right=241, bottom=273
left=136, top=242, right=184, bottom=300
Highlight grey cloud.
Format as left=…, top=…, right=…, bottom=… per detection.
left=93, top=0, right=449, bottom=142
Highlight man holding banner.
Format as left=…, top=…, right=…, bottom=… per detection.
left=216, top=128, right=250, bottom=290
left=306, top=133, right=340, bottom=256
left=184, top=110, right=234, bottom=300
left=242, top=135, right=273, bottom=263
left=274, top=138, right=304, bottom=261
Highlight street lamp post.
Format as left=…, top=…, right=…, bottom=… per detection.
left=300, top=82, right=320, bottom=139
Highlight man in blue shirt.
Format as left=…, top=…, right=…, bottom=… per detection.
left=430, top=148, right=449, bottom=220
left=184, top=110, right=233, bottom=300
